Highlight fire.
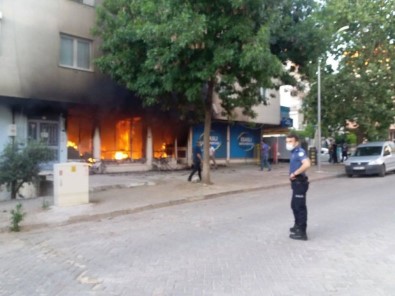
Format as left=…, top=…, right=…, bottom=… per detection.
left=154, top=143, right=168, bottom=158
left=67, top=141, right=78, bottom=149
left=161, top=143, right=167, bottom=158
left=114, top=151, right=128, bottom=160
left=67, top=140, right=81, bottom=158
left=67, top=107, right=145, bottom=161
left=87, top=157, right=95, bottom=163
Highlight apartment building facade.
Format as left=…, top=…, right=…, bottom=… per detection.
left=0, top=0, right=284, bottom=181
left=0, top=0, right=155, bottom=167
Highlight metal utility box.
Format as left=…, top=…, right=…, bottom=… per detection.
left=54, top=162, right=89, bottom=206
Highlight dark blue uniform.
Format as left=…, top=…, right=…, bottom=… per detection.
left=289, top=146, right=309, bottom=232
left=188, top=145, right=202, bottom=181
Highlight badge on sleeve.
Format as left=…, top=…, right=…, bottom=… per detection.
left=298, top=151, right=305, bottom=157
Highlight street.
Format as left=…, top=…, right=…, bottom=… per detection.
left=1, top=175, right=395, bottom=296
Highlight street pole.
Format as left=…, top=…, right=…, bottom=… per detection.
left=316, top=25, right=348, bottom=172
left=317, top=59, right=322, bottom=172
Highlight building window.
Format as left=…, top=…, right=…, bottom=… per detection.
left=28, top=120, right=59, bottom=160
left=71, top=0, right=95, bottom=6
left=60, top=34, right=92, bottom=70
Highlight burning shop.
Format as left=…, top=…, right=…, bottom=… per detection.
left=65, top=103, right=190, bottom=173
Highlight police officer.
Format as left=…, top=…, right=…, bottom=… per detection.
left=188, top=141, right=202, bottom=182
left=286, top=134, right=311, bottom=241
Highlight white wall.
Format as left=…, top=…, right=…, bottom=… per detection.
left=0, top=103, right=12, bottom=151
left=0, top=104, right=12, bottom=200
left=0, top=0, right=127, bottom=104
left=14, top=111, right=27, bottom=147
left=212, top=88, right=281, bottom=125
left=279, top=85, right=304, bottom=130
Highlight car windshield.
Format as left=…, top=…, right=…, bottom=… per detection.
left=354, top=146, right=382, bottom=156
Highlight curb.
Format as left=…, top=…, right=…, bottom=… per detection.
left=1, top=172, right=344, bottom=233
left=89, top=181, right=156, bottom=193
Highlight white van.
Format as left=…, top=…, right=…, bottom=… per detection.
left=344, top=141, right=395, bottom=177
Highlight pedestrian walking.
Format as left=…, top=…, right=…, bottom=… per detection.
left=286, top=134, right=311, bottom=241
left=188, top=141, right=202, bottom=182
left=260, top=138, right=271, bottom=171
left=209, top=145, right=217, bottom=169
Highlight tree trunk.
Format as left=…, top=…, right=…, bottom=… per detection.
left=202, top=81, right=214, bottom=184
left=11, top=180, right=17, bottom=199
left=355, top=128, right=366, bottom=144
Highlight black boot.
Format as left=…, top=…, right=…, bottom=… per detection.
left=289, top=224, right=297, bottom=233
left=289, top=228, right=308, bottom=241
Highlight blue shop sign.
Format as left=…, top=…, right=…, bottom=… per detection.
left=230, top=124, right=260, bottom=158
left=281, top=117, right=293, bottom=127
left=237, top=132, right=255, bottom=151
left=192, top=123, right=227, bottom=158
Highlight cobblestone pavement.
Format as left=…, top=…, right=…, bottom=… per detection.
left=0, top=164, right=343, bottom=231
left=1, top=175, right=395, bottom=296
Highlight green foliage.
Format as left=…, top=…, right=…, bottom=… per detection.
left=94, top=0, right=322, bottom=117
left=335, top=132, right=357, bottom=145
left=346, top=133, right=357, bottom=145
left=269, top=0, right=324, bottom=75
left=0, top=141, right=54, bottom=199
left=296, top=124, right=316, bottom=139
left=10, top=203, right=26, bottom=232
left=303, top=0, right=395, bottom=143
left=94, top=0, right=284, bottom=116
left=94, top=0, right=324, bottom=182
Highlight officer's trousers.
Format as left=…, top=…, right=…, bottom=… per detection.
left=188, top=162, right=201, bottom=181
left=291, top=179, right=309, bottom=231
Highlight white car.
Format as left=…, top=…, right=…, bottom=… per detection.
left=320, top=147, right=329, bottom=162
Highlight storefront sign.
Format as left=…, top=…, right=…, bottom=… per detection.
left=230, top=124, right=260, bottom=158
left=193, top=123, right=227, bottom=158
left=237, top=132, right=255, bottom=151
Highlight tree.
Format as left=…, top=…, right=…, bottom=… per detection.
left=269, top=0, right=328, bottom=77
left=303, top=0, right=395, bottom=142
left=94, top=0, right=323, bottom=183
left=0, top=142, right=54, bottom=199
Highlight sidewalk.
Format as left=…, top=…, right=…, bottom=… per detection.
left=0, top=163, right=345, bottom=232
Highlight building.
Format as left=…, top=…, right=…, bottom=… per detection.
left=279, top=85, right=305, bottom=131
left=189, top=87, right=281, bottom=165
left=0, top=0, right=187, bottom=173
left=0, top=0, right=284, bottom=198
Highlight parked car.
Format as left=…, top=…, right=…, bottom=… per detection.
left=320, top=147, right=329, bottom=163
left=344, top=141, right=395, bottom=177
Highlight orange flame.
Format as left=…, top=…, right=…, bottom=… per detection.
left=114, top=151, right=128, bottom=160
left=67, top=141, right=78, bottom=149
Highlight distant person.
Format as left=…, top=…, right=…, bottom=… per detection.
left=341, top=143, right=348, bottom=162
left=328, top=143, right=333, bottom=163
left=332, top=142, right=338, bottom=163
left=209, top=145, right=217, bottom=169
left=286, top=133, right=311, bottom=241
left=260, top=139, right=271, bottom=171
left=188, top=141, right=202, bottom=182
